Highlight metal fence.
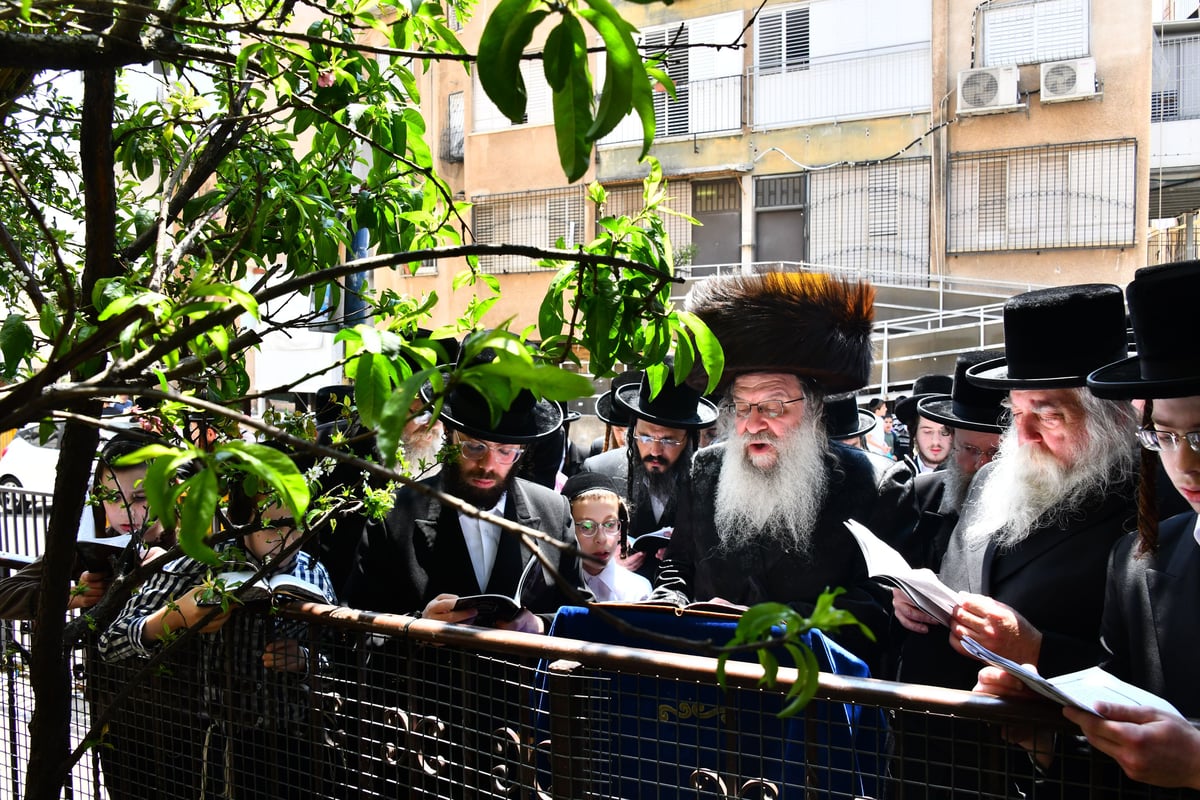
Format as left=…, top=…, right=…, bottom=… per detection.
left=0, top=488, right=53, bottom=558
left=1, top=572, right=1194, bottom=800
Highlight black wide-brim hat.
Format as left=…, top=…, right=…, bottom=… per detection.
left=893, top=374, right=954, bottom=428
left=822, top=393, right=877, bottom=440
left=1088, top=261, right=1200, bottom=399
left=421, top=378, right=562, bottom=445
left=615, top=358, right=718, bottom=430
left=916, top=351, right=1008, bottom=433
left=595, top=371, right=643, bottom=426
left=967, top=284, right=1128, bottom=390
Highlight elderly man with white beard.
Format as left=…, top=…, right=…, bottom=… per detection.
left=892, top=284, right=1139, bottom=800
left=651, top=272, right=892, bottom=673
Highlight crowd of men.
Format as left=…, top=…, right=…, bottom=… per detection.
left=11, top=261, right=1200, bottom=796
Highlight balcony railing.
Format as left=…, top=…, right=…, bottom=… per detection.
left=751, top=43, right=931, bottom=129
left=1153, top=34, right=1200, bottom=122
left=599, top=73, right=744, bottom=146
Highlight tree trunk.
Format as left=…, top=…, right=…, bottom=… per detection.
left=25, top=64, right=117, bottom=800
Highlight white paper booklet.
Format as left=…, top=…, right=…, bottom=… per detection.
left=844, top=519, right=960, bottom=626
left=960, top=635, right=1182, bottom=719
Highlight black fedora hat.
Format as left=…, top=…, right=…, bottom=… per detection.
left=421, top=338, right=562, bottom=445
left=967, top=284, right=1127, bottom=390
left=823, top=393, right=877, bottom=440
left=894, top=373, right=954, bottom=429
left=595, top=371, right=642, bottom=426
left=917, top=351, right=1009, bottom=434
left=615, top=357, right=718, bottom=430
left=1088, top=261, right=1200, bottom=399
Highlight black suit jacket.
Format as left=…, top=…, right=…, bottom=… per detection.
left=344, top=475, right=586, bottom=616
left=898, top=463, right=1137, bottom=690
left=1101, top=511, right=1200, bottom=717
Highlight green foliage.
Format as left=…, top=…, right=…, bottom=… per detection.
left=715, top=590, right=876, bottom=718
left=476, top=0, right=665, bottom=180
left=537, top=158, right=722, bottom=391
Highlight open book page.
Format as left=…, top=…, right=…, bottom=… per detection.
left=844, top=519, right=959, bottom=626
left=201, top=570, right=329, bottom=605
left=591, top=600, right=748, bottom=618
left=960, top=636, right=1182, bottom=719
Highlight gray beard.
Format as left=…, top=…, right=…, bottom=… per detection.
left=713, top=413, right=830, bottom=557
left=964, top=416, right=1136, bottom=551
left=941, top=457, right=972, bottom=512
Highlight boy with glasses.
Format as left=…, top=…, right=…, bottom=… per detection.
left=578, top=357, right=717, bottom=581
left=561, top=473, right=650, bottom=603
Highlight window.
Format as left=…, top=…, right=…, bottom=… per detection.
left=471, top=187, right=588, bottom=273
left=755, top=6, right=810, bottom=74
left=598, top=182, right=693, bottom=254
left=981, top=0, right=1089, bottom=66
left=1153, top=34, right=1200, bottom=121
left=442, top=92, right=464, bottom=162
left=472, top=60, right=552, bottom=132
left=599, top=12, right=742, bottom=144
left=947, top=139, right=1137, bottom=253
left=806, top=159, right=930, bottom=284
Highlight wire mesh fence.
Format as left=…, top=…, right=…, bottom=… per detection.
left=1, top=585, right=1195, bottom=800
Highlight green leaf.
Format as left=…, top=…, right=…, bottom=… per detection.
left=354, top=351, right=388, bottom=428
left=477, top=0, right=548, bottom=123
left=675, top=310, right=724, bottom=395
left=178, top=468, right=221, bottom=566
left=376, top=371, right=428, bottom=469
left=219, top=441, right=311, bottom=522
left=0, top=314, right=33, bottom=379
left=544, top=15, right=594, bottom=181
left=578, top=4, right=636, bottom=141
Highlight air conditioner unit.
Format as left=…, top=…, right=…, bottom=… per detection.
left=1040, top=57, right=1099, bottom=103
left=957, top=66, right=1022, bottom=115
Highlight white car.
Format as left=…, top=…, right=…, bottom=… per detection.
left=0, top=424, right=64, bottom=495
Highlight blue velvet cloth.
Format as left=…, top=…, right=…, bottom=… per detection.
left=537, top=605, right=888, bottom=800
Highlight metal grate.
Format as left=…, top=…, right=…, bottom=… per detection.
left=1, top=589, right=1194, bottom=800
left=947, top=138, right=1137, bottom=253
left=470, top=186, right=588, bottom=273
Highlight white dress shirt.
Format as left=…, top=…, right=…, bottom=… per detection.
left=458, top=494, right=508, bottom=591
left=582, top=559, right=652, bottom=603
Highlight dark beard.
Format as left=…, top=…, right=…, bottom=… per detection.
left=442, top=461, right=515, bottom=509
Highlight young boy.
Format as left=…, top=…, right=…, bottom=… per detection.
left=561, top=472, right=651, bottom=603
left=0, top=431, right=167, bottom=619
left=99, top=483, right=338, bottom=800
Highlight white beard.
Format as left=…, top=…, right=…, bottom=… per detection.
left=964, top=400, right=1136, bottom=550
left=714, top=412, right=830, bottom=557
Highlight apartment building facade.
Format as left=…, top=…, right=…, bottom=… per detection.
left=367, top=0, right=1154, bottom=337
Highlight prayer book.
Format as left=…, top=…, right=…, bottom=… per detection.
left=451, top=593, right=524, bottom=626
left=75, top=533, right=134, bottom=572
left=960, top=636, right=1182, bottom=719
left=844, top=519, right=959, bottom=626
left=625, top=527, right=672, bottom=555
left=198, top=570, right=329, bottom=605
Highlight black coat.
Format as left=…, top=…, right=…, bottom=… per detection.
left=875, top=463, right=961, bottom=572
left=898, top=462, right=1138, bottom=690
left=653, top=441, right=893, bottom=671
left=1102, top=511, right=1200, bottom=717
left=343, top=475, right=586, bottom=616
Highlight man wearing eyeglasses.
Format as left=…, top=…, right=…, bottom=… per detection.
left=344, top=380, right=586, bottom=635
left=651, top=272, right=893, bottom=673
left=892, top=285, right=1141, bottom=799
left=877, top=351, right=1006, bottom=573
left=578, top=357, right=718, bottom=580
left=967, top=261, right=1200, bottom=794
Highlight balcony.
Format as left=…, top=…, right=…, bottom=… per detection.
left=751, top=44, right=931, bottom=129
left=599, top=73, right=744, bottom=146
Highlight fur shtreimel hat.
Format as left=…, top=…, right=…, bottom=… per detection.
left=684, top=272, right=876, bottom=394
